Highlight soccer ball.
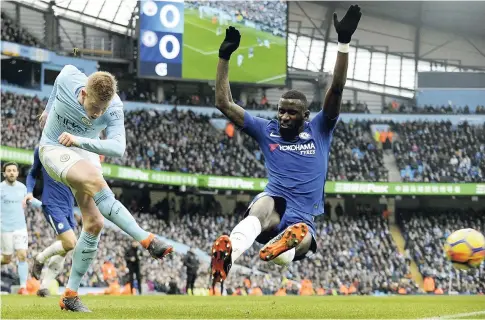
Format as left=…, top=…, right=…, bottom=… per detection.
left=444, top=228, right=485, bottom=270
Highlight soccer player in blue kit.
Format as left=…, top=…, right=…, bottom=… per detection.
left=38, top=65, right=173, bottom=311
left=211, top=5, right=362, bottom=284
left=23, top=146, right=77, bottom=297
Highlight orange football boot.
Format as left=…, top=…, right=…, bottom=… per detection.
left=259, top=222, right=309, bottom=261
left=210, top=235, right=233, bottom=284
left=59, top=289, right=91, bottom=312
left=17, top=287, right=28, bottom=295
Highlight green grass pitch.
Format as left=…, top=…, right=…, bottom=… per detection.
left=183, top=8, right=287, bottom=85
left=2, top=295, right=485, bottom=319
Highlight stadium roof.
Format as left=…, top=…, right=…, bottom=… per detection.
left=23, top=1, right=485, bottom=38
left=20, top=0, right=138, bottom=33
left=289, top=1, right=485, bottom=70
left=330, top=1, right=485, bottom=38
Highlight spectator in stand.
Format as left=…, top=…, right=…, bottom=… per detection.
left=125, top=241, right=142, bottom=294
left=383, top=101, right=484, bottom=115
left=1, top=12, right=43, bottom=47
left=393, top=121, right=484, bottom=182
left=5, top=91, right=484, bottom=183
left=183, top=248, right=200, bottom=295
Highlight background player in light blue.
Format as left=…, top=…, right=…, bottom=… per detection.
left=38, top=65, right=172, bottom=312
left=210, top=5, right=362, bottom=285
left=23, top=146, right=77, bottom=297
left=1, top=162, right=29, bottom=295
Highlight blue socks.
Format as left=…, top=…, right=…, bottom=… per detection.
left=17, top=261, right=28, bottom=288
left=93, top=188, right=150, bottom=242
left=67, top=231, right=99, bottom=292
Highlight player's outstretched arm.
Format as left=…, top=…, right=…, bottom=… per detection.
left=323, top=5, right=361, bottom=119
left=215, top=26, right=245, bottom=128
left=73, top=106, right=126, bottom=157
left=59, top=104, right=126, bottom=157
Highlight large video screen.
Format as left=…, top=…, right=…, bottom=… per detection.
left=138, top=0, right=287, bottom=85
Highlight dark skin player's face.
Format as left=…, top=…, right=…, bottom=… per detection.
left=278, top=98, right=310, bottom=140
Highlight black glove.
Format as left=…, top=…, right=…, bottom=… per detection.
left=218, top=26, right=241, bottom=60
left=333, top=5, right=362, bottom=44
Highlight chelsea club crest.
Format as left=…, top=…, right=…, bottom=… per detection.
left=299, top=132, right=311, bottom=140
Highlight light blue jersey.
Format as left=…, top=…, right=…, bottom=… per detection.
left=40, top=65, right=126, bottom=157
left=0, top=181, right=27, bottom=232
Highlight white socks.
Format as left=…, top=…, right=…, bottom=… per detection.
left=272, top=248, right=296, bottom=266
left=229, top=216, right=262, bottom=264
left=40, top=255, right=65, bottom=289
left=37, top=241, right=67, bottom=263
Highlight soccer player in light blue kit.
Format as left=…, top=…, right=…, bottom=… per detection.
left=211, top=6, right=362, bottom=285
left=38, top=65, right=173, bottom=312
left=0, top=162, right=29, bottom=295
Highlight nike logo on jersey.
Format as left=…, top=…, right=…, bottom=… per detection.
left=269, top=132, right=281, bottom=138
left=82, top=249, right=97, bottom=254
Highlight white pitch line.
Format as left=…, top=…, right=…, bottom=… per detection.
left=185, top=19, right=219, bottom=33
left=256, top=74, right=286, bottom=84
left=419, top=310, right=485, bottom=320
left=183, top=44, right=207, bottom=55
left=204, top=44, right=262, bottom=55
left=184, top=43, right=263, bottom=56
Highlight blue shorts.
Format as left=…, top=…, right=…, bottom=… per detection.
left=42, top=205, right=76, bottom=235
left=245, top=192, right=317, bottom=261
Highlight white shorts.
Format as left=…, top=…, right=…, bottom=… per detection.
left=39, top=145, right=102, bottom=186
left=1, top=229, right=28, bottom=255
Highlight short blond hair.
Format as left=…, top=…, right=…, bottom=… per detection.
left=86, top=71, right=117, bottom=103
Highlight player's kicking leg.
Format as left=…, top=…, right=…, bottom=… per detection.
left=211, top=195, right=280, bottom=284
left=65, top=160, right=173, bottom=259
left=56, top=159, right=172, bottom=311
left=59, top=192, right=101, bottom=312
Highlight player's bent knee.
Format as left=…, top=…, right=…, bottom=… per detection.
left=60, top=235, right=77, bottom=251
left=82, top=215, right=104, bottom=235
left=249, top=196, right=278, bottom=230
left=16, top=250, right=27, bottom=261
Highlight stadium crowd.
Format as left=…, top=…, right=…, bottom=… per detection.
left=399, top=209, right=485, bottom=294
left=2, top=196, right=424, bottom=296
left=1, top=92, right=267, bottom=178
left=7, top=91, right=485, bottom=184
left=2, top=91, right=385, bottom=181
left=1, top=12, right=43, bottom=48
left=393, top=121, right=485, bottom=182
left=382, top=102, right=485, bottom=115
